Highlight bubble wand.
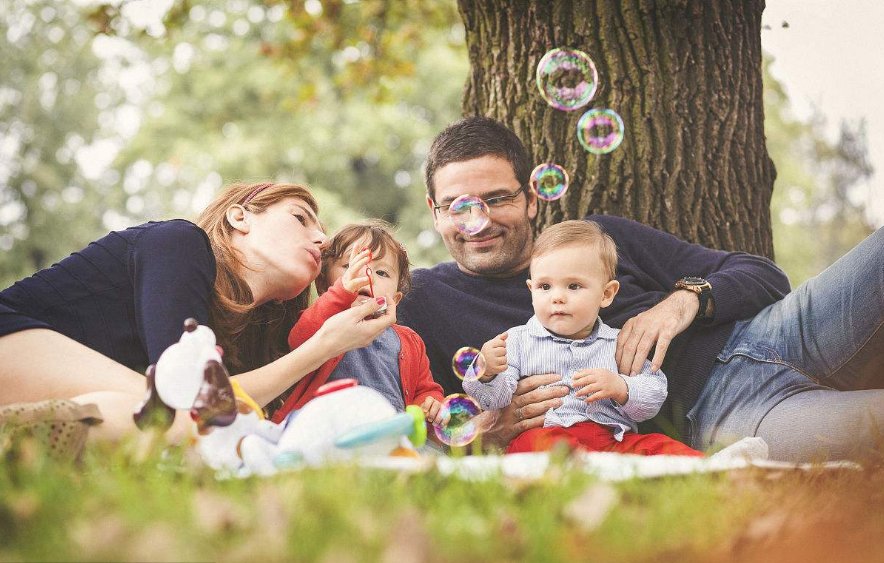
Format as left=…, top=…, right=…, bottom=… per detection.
left=363, top=251, right=388, bottom=318
left=366, top=266, right=374, bottom=298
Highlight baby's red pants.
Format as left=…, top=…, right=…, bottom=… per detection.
left=506, top=421, right=704, bottom=457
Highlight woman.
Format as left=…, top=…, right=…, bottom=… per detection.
left=0, top=182, right=393, bottom=439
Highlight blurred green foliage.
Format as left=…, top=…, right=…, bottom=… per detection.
left=1, top=434, right=881, bottom=561
left=0, top=0, right=129, bottom=284
left=0, top=0, right=876, bottom=290
left=764, top=57, right=875, bottom=286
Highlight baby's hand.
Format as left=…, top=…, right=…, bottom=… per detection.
left=421, top=396, right=448, bottom=426
left=479, top=332, right=508, bottom=381
left=341, top=247, right=372, bottom=294
left=573, top=368, right=628, bottom=405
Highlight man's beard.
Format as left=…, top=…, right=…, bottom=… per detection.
left=448, top=224, right=532, bottom=276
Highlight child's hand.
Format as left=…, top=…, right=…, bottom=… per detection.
left=573, top=368, right=628, bottom=405
left=421, top=396, right=448, bottom=426
left=479, top=332, right=508, bottom=381
left=341, top=247, right=372, bottom=294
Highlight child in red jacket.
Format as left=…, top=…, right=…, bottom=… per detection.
left=272, top=220, right=445, bottom=424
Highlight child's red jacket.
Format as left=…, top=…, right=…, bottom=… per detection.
left=271, top=279, right=445, bottom=423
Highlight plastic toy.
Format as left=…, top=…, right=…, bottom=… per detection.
left=133, top=319, right=428, bottom=476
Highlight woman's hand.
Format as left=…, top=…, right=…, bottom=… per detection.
left=314, top=296, right=396, bottom=356
left=238, top=296, right=395, bottom=407
left=481, top=373, right=568, bottom=449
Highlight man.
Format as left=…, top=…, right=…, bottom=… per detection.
left=399, top=116, right=884, bottom=461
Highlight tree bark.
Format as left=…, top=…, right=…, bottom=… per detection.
left=458, top=0, right=776, bottom=257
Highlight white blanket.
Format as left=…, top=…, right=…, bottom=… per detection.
left=357, top=450, right=860, bottom=482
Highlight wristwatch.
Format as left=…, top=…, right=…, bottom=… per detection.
left=674, top=276, right=713, bottom=320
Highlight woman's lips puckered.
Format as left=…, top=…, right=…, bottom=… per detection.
left=306, top=248, right=321, bottom=266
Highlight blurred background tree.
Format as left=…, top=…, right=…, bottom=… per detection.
left=0, top=0, right=129, bottom=283
left=764, top=55, right=875, bottom=285
left=0, top=0, right=876, bottom=289
left=459, top=1, right=778, bottom=257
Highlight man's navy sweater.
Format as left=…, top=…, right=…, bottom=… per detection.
left=399, top=214, right=791, bottom=438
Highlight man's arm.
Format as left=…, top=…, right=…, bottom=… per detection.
left=592, top=215, right=791, bottom=374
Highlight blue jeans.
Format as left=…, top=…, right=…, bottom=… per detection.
left=688, top=227, right=884, bottom=462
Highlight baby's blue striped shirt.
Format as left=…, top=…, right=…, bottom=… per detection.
left=463, top=316, right=667, bottom=441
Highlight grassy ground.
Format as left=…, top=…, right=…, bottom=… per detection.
left=1, top=433, right=883, bottom=562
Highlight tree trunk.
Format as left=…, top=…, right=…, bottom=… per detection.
left=458, top=0, right=776, bottom=257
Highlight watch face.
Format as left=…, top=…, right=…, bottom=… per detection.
left=682, top=276, right=706, bottom=286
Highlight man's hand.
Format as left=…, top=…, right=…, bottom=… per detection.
left=341, top=247, right=372, bottom=294
left=573, top=368, right=628, bottom=405
left=616, top=290, right=699, bottom=375
left=481, top=373, right=568, bottom=449
left=479, top=332, right=508, bottom=381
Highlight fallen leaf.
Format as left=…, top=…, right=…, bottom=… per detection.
left=7, top=492, right=40, bottom=521
left=69, top=515, right=127, bottom=557
left=744, top=511, right=789, bottom=542
left=562, top=483, right=619, bottom=532
left=127, top=523, right=183, bottom=562
left=192, top=489, right=247, bottom=535
left=381, top=508, right=431, bottom=563
left=319, top=548, right=359, bottom=563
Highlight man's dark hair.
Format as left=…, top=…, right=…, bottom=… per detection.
left=424, top=116, right=531, bottom=201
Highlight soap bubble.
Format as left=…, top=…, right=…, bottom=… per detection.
left=448, top=194, right=490, bottom=236
left=530, top=163, right=570, bottom=201
left=536, top=48, right=598, bottom=111
left=452, top=347, right=486, bottom=382
left=577, top=108, right=625, bottom=154
left=433, top=394, right=481, bottom=447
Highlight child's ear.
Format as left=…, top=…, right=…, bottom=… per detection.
left=392, top=291, right=404, bottom=304
left=225, top=205, right=249, bottom=234
left=526, top=279, right=533, bottom=290
left=600, top=280, right=620, bottom=308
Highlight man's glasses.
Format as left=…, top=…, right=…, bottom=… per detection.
left=431, top=185, right=526, bottom=217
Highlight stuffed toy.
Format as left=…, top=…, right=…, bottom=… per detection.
left=133, top=319, right=426, bottom=476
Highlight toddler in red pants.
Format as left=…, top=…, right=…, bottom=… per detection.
left=464, top=220, right=703, bottom=457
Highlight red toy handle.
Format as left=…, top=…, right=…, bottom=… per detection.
left=314, top=378, right=358, bottom=398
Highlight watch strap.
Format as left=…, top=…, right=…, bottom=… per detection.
left=675, top=277, right=712, bottom=320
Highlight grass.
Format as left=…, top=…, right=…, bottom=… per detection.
left=1, top=433, right=883, bottom=562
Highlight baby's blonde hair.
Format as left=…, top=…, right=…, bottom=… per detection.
left=532, top=220, right=618, bottom=281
